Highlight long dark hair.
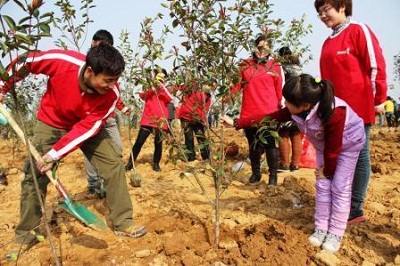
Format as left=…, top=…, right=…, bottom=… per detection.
left=283, top=74, right=335, bottom=125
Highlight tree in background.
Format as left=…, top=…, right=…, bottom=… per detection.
left=52, top=0, right=95, bottom=51
left=0, top=0, right=53, bottom=136
left=0, top=0, right=313, bottom=248
left=126, top=0, right=312, bottom=245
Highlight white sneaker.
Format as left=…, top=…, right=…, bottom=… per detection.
left=322, top=233, right=342, bottom=253
left=308, top=229, right=327, bottom=247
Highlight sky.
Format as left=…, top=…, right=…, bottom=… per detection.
left=2, top=0, right=400, bottom=98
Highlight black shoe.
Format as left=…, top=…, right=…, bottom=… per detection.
left=95, top=179, right=106, bottom=199
left=88, top=186, right=96, bottom=194
left=290, top=164, right=299, bottom=172
left=152, top=163, right=161, bottom=172
left=248, top=174, right=261, bottom=183
left=268, top=175, right=278, bottom=186
left=0, top=174, right=8, bottom=186
left=278, top=164, right=290, bottom=173
left=125, top=162, right=133, bottom=171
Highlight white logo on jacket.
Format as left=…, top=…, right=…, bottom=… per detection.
left=336, top=47, right=350, bottom=55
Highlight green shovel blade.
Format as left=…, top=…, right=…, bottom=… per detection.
left=59, top=197, right=107, bottom=230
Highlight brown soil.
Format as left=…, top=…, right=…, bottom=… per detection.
left=0, top=126, right=399, bottom=265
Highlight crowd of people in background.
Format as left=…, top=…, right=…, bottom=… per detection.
left=376, top=96, right=399, bottom=129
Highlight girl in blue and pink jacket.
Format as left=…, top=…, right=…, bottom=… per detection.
left=232, top=74, right=365, bottom=254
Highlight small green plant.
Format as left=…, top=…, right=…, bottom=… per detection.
left=52, top=0, right=95, bottom=50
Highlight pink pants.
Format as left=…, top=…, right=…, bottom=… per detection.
left=314, top=150, right=360, bottom=236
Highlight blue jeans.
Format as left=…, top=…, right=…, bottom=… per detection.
left=350, top=125, right=371, bottom=219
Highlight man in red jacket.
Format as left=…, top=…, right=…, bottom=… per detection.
left=85, top=29, right=131, bottom=198
left=0, top=43, right=146, bottom=254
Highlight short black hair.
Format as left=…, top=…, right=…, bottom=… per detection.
left=254, top=34, right=272, bottom=48
left=92, top=29, right=114, bottom=46
left=86, top=42, right=124, bottom=76
left=314, top=0, right=352, bottom=17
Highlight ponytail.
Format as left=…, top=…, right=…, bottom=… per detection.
left=316, top=79, right=335, bottom=125
left=283, top=74, right=335, bottom=125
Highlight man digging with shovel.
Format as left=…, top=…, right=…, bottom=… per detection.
left=0, top=43, right=147, bottom=258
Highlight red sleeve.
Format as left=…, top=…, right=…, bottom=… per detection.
left=139, top=88, right=155, bottom=100
left=323, top=107, right=346, bottom=177
left=236, top=107, right=292, bottom=129
left=356, top=25, right=387, bottom=105
left=115, top=95, right=129, bottom=113
left=157, top=86, right=173, bottom=104
left=230, top=82, right=241, bottom=95
left=274, top=64, right=284, bottom=109
left=222, top=83, right=241, bottom=104
left=50, top=88, right=119, bottom=160
left=2, top=50, right=80, bottom=93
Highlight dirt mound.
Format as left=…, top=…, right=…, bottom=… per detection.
left=0, top=127, right=399, bottom=265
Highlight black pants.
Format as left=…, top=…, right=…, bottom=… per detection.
left=181, top=119, right=209, bottom=161
left=244, top=127, right=278, bottom=175
left=130, top=126, right=163, bottom=164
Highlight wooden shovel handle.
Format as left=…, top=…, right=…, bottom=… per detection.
left=0, top=104, right=57, bottom=185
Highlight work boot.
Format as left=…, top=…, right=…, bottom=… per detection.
left=152, top=163, right=161, bottom=172
left=94, top=179, right=106, bottom=199
left=268, top=174, right=278, bottom=186
left=5, top=232, right=44, bottom=261
left=114, top=224, right=147, bottom=238
left=249, top=173, right=262, bottom=183
left=0, top=173, right=8, bottom=186
left=125, top=161, right=133, bottom=171
left=266, top=148, right=279, bottom=186
left=248, top=146, right=262, bottom=183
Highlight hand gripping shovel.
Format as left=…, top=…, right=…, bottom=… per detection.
left=0, top=104, right=106, bottom=230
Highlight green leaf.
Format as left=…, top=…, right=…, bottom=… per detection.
left=2, top=15, right=17, bottom=30
left=13, top=0, right=26, bottom=11
left=14, top=32, right=32, bottom=44
left=39, top=22, right=51, bottom=34
left=33, top=7, right=40, bottom=18
left=0, top=61, right=9, bottom=81
left=172, top=19, right=179, bottom=28
left=40, top=12, right=54, bottom=19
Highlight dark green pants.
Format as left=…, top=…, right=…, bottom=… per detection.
left=15, top=121, right=133, bottom=244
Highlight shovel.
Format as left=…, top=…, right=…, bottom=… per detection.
left=0, top=104, right=106, bottom=230
left=128, top=154, right=142, bottom=187
left=127, top=120, right=142, bottom=187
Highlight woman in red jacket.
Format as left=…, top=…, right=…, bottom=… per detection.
left=232, top=34, right=284, bottom=185
left=125, top=69, right=173, bottom=172
left=176, top=83, right=211, bottom=161
left=315, top=0, right=388, bottom=224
